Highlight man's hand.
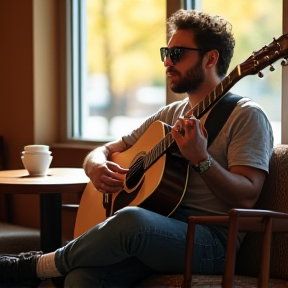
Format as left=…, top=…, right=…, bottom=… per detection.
left=171, top=117, right=209, bottom=165
left=83, top=140, right=129, bottom=194
left=88, top=161, right=129, bottom=194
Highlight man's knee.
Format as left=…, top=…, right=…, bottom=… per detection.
left=113, top=206, right=153, bottom=226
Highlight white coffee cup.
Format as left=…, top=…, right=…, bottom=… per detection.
left=21, top=152, right=53, bottom=176
left=21, top=150, right=52, bottom=156
left=24, top=145, right=49, bottom=153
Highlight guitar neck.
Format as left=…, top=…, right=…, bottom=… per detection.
left=144, top=126, right=174, bottom=171
left=143, top=66, right=243, bottom=171
left=192, top=65, right=243, bottom=119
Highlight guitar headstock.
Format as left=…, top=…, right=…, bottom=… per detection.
left=188, top=34, right=288, bottom=119
left=239, top=34, right=288, bottom=77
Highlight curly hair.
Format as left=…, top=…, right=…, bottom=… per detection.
left=167, top=9, right=235, bottom=78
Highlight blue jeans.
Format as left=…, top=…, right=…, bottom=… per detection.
left=54, top=206, right=231, bottom=288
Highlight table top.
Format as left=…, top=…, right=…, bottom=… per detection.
left=0, top=168, right=90, bottom=194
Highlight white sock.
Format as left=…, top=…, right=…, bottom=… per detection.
left=36, top=252, right=62, bottom=279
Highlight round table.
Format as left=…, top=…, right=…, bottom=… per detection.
left=0, top=168, right=89, bottom=253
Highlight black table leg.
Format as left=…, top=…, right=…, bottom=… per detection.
left=40, top=193, right=62, bottom=253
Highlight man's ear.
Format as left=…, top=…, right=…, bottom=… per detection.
left=204, top=50, right=219, bottom=68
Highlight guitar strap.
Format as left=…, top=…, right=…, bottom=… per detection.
left=204, top=92, right=243, bottom=148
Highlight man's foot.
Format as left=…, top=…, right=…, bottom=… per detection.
left=0, top=251, right=43, bottom=286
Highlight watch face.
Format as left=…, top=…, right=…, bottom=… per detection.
left=192, top=156, right=212, bottom=173
left=200, top=162, right=209, bottom=172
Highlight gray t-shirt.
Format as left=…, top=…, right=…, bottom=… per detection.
left=122, top=96, right=274, bottom=216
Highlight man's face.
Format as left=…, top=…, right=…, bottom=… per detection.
left=164, top=29, right=205, bottom=94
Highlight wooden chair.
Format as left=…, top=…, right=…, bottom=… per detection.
left=137, top=144, right=288, bottom=288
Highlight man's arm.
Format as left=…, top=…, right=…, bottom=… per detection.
left=171, top=117, right=267, bottom=209
left=199, top=161, right=266, bottom=208
left=83, top=139, right=130, bottom=194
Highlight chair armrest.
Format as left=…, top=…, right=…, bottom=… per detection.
left=182, top=208, right=288, bottom=288
left=230, top=208, right=288, bottom=233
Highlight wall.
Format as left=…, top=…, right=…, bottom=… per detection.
left=0, top=0, right=35, bottom=167
left=0, top=0, right=60, bottom=229
left=0, top=0, right=59, bottom=168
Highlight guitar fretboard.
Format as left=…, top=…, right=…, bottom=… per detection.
left=144, top=130, right=174, bottom=171
left=189, top=65, right=242, bottom=119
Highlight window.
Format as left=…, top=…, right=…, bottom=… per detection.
left=71, top=0, right=168, bottom=141
left=69, top=0, right=284, bottom=144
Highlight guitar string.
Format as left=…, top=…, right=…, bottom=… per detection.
left=125, top=90, right=209, bottom=184
left=123, top=95, right=211, bottom=185
left=125, top=132, right=173, bottom=184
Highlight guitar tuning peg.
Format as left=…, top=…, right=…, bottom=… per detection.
left=269, top=65, right=275, bottom=72
left=258, top=71, right=264, bottom=78
left=281, top=58, right=288, bottom=66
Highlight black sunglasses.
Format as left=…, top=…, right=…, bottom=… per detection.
left=160, top=46, right=206, bottom=64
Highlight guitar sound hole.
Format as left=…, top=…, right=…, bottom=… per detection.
left=126, top=156, right=145, bottom=189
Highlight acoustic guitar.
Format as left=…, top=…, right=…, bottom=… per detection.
left=74, top=34, right=288, bottom=238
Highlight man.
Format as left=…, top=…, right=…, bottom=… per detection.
left=0, top=9, right=273, bottom=288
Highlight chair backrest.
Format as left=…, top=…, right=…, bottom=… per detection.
left=236, top=144, right=288, bottom=280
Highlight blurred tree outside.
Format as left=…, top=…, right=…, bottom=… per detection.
left=202, top=0, right=282, bottom=125
left=86, top=0, right=166, bottom=126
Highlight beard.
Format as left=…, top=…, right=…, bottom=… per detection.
left=167, top=60, right=205, bottom=94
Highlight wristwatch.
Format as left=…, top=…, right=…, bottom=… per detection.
left=191, top=155, right=212, bottom=174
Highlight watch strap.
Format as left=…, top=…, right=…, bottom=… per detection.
left=191, top=155, right=212, bottom=174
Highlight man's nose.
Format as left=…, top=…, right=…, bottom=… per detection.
left=164, top=56, right=174, bottom=67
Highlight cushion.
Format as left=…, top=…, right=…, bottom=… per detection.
left=136, top=274, right=288, bottom=288
left=0, top=222, right=40, bottom=253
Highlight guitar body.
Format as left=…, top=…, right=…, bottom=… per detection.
left=74, top=121, right=189, bottom=238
